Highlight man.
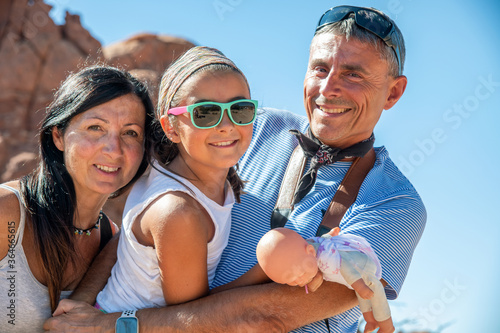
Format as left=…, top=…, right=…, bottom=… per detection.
left=45, top=5, right=425, bottom=333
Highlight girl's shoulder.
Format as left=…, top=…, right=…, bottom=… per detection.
left=136, top=191, right=211, bottom=246
left=146, top=191, right=209, bottom=230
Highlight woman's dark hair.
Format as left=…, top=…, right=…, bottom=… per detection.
left=154, top=46, right=249, bottom=202
left=19, top=64, right=155, bottom=311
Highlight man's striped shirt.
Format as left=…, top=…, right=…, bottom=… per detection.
left=213, top=108, right=426, bottom=333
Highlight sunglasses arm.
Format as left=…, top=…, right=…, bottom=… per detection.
left=167, top=106, right=188, bottom=115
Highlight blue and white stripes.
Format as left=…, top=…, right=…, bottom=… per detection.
left=212, top=108, right=426, bottom=333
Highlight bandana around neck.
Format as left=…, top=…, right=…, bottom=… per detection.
left=289, top=129, right=375, bottom=205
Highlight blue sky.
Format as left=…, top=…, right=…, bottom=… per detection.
left=46, top=0, right=500, bottom=331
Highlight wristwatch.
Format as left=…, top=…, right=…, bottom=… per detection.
left=115, top=309, right=139, bottom=333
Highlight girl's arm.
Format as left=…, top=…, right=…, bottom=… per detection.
left=140, top=191, right=212, bottom=305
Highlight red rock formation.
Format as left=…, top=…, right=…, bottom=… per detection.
left=104, top=33, right=194, bottom=105
left=0, top=0, right=102, bottom=178
left=1, top=151, right=37, bottom=182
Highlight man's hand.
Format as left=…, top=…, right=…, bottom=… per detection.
left=305, top=271, right=324, bottom=293
left=326, top=227, right=341, bottom=237
left=44, top=299, right=118, bottom=332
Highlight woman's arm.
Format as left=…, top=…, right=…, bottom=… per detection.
left=0, top=183, right=21, bottom=260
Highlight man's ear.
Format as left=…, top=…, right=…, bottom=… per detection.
left=160, top=115, right=180, bottom=143
left=52, top=127, right=64, bottom=151
left=384, top=75, right=407, bottom=110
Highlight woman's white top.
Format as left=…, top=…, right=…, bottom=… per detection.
left=0, top=184, right=72, bottom=332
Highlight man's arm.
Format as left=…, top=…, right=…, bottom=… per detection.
left=210, top=263, right=270, bottom=294
left=70, top=232, right=119, bottom=304
left=46, top=280, right=358, bottom=332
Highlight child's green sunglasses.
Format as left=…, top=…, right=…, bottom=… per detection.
left=167, top=99, right=258, bottom=129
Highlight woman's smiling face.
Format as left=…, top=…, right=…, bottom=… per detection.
left=52, top=93, right=146, bottom=198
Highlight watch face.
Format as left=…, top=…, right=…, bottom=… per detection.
left=116, top=317, right=138, bottom=333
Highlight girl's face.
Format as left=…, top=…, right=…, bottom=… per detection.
left=52, top=93, right=146, bottom=200
left=162, top=71, right=253, bottom=173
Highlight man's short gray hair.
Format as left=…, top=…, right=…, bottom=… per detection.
left=314, top=10, right=405, bottom=77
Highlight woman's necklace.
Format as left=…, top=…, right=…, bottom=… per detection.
left=73, top=211, right=103, bottom=236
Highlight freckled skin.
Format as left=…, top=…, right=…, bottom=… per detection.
left=52, top=94, right=146, bottom=200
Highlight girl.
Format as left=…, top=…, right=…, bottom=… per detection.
left=95, top=46, right=257, bottom=311
left=0, top=65, right=155, bottom=332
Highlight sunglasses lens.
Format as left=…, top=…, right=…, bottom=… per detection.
left=230, top=101, right=256, bottom=125
left=318, top=7, right=352, bottom=28
left=354, top=9, right=392, bottom=37
left=192, top=104, right=222, bottom=128
left=318, top=7, right=392, bottom=38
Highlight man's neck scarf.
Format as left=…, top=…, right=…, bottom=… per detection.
left=290, top=129, right=375, bottom=205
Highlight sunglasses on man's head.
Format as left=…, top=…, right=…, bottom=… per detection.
left=316, top=5, right=402, bottom=75
left=167, top=99, right=258, bottom=129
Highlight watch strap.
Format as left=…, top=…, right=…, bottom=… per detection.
left=116, top=309, right=139, bottom=333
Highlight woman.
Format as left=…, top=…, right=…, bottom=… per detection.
left=0, top=64, right=155, bottom=332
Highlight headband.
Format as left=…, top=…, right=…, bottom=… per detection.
left=157, top=46, right=248, bottom=118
